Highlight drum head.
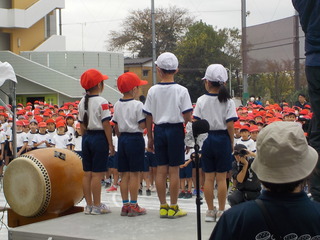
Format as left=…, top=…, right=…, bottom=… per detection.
left=3, top=156, right=51, bottom=217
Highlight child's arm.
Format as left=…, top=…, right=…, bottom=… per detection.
left=102, top=120, right=115, bottom=156
left=17, top=142, right=27, bottom=156
left=139, top=121, right=146, bottom=130
left=146, top=115, right=154, bottom=152
left=183, top=111, right=193, bottom=125
left=226, top=121, right=235, bottom=151
left=114, top=123, right=120, bottom=137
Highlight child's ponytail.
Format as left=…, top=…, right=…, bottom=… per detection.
left=83, top=93, right=89, bottom=129
left=210, top=81, right=231, bottom=103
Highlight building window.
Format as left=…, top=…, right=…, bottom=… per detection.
left=143, top=70, right=149, bottom=77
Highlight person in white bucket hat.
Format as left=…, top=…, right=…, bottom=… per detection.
left=210, top=121, right=320, bottom=240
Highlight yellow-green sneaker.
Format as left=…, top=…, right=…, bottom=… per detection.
left=160, top=204, right=169, bottom=218
left=167, top=205, right=187, bottom=219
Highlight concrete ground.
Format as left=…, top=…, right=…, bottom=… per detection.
left=0, top=184, right=224, bottom=240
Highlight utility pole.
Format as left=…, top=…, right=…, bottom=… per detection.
left=241, top=0, right=249, bottom=104
left=294, top=10, right=300, bottom=91
left=151, top=0, right=157, bottom=85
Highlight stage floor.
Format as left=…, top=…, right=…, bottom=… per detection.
left=9, top=208, right=215, bottom=240
left=1, top=186, right=223, bottom=240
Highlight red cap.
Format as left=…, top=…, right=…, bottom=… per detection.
left=234, top=121, right=241, bottom=129
left=304, top=104, right=311, bottom=109
left=80, top=69, right=109, bottom=90
left=117, top=72, right=148, bottom=93
left=66, top=114, right=75, bottom=120
left=249, top=125, right=259, bottom=133
left=76, top=122, right=80, bottom=128
left=46, top=118, right=55, bottom=124
left=240, top=125, right=250, bottom=132
left=300, top=109, right=309, bottom=115
left=38, top=122, right=47, bottom=128
left=16, top=120, right=24, bottom=126
left=56, top=121, right=65, bottom=128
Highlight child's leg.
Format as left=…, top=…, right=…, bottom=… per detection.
left=169, top=166, right=180, bottom=205
left=187, top=178, right=192, bottom=192
left=143, top=171, right=151, bottom=190
left=216, top=172, right=227, bottom=211
left=204, top=172, right=216, bottom=210
left=129, top=171, right=140, bottom=202
left=180, top=178, right=185, bottom=191
left=113, top=168, right=119, bottom=185
left=92, top=172, right=104, bottom=206
left=83, top=171, right=93, bottom=206
left=156, top=165, right=169, bottom=204
left=120, top=172, right=129, bottom=201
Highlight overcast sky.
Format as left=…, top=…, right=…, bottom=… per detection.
left=61, top=0, right=295, bottom=53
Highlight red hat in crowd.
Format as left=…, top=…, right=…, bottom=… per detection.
left=38, top=122, right=47, bottom=128
left=46, top=118, right=55, bottom=124
left=80, top=69, right=109, bottom=90
left=240, top=125, right=250, bottom=132
left=117, top=72, right=148, bottom=93
left=56, top=121, right=66, bottom=128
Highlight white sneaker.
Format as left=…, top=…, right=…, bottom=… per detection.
left=205, top=208, right=217, bottom=222
left=216, top=210, right=224, bottom=222
left=84, top=205, right=92, bottom=215
left=91, top=203, right=111, bottom=215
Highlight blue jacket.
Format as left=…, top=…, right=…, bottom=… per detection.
left=210, top=191, right=320, bottom=240
left=292, top=0, right=320, bottom=66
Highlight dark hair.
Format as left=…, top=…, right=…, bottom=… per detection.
left=160, top=68, right=176, bottom=74
left=260, top=179, right=305, bottom=193
left=83, top=93, right=89, bottom=129
left=75, top=130, right=81, bottom=138
left=299, top=93, right=306, bottom=98
left=210, top=81, right=231, bottom=103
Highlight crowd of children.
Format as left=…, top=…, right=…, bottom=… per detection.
left=0, top=52, right=313, bottom=221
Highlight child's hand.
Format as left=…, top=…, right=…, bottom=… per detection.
left=180, top=164, right=185, bottom=168
left=109, top=145, right=115, bottom=156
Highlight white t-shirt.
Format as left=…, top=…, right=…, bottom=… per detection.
left=193, top=94, right=238, bottom=130
left=33, top=133, right=51, bottom=149
left=51, top=134, right=73, bottom=149
left=78, top=95, right=111, bottom=130
left=73, top=135, right=82, bottom=151
left=0, top=131, right=6, bottom=150
left=112, top=99, right=145, bottom=133
left=237, top=138, right=256, bottom=152
left=143, top=82, right=193, bottom=125
left=26, top=131, right=38, bottom=147
left=12, top=131, right=28, bottom=148
left=112, top=135, right=118, bottom=152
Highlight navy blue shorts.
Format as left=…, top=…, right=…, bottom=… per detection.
left=145, top=151, right=158, bottom=167
left=201, top=130, right=232, bottom=173
left=107, top=152, right=118, bottom=169
left=180, top=162, right=193, bottom=178
left=154, top=123, right=185, bottom=167
left=82, top=130, right=109, bottom=172
left=143, top=153, right=150, bottom=172
left=117, top=133, right=145, bottom=172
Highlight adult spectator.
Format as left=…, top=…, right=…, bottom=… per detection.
left=294, top=93, right=310, bottom=109
left=293, top=0, right=320, bottom=202
left=210, top=121, right=320, bottom=239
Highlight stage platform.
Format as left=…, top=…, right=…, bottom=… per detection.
left=8, top=208, right=215, bottom=240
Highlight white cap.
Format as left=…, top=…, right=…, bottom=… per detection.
left=202, top=64, right=228, bottom=83
left=155, top=52, right=178, bottom=70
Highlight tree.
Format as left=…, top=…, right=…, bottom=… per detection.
left=174, top=21, right=241, bottom=102
left=108, top=6, right=194, bottom=57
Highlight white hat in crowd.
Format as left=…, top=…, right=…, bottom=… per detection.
left=155, top=52, right=178, bottom=71
left=202, top=64, right=228, bottom=83
left=252, top=121, right=318, bottom=184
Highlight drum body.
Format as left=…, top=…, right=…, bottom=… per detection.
left=3, top=148, right=84, bottom=217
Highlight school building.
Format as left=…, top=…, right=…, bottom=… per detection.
left=0, top=0, right=123, bottom=106
left=124, top=57, right=153, bottom=97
